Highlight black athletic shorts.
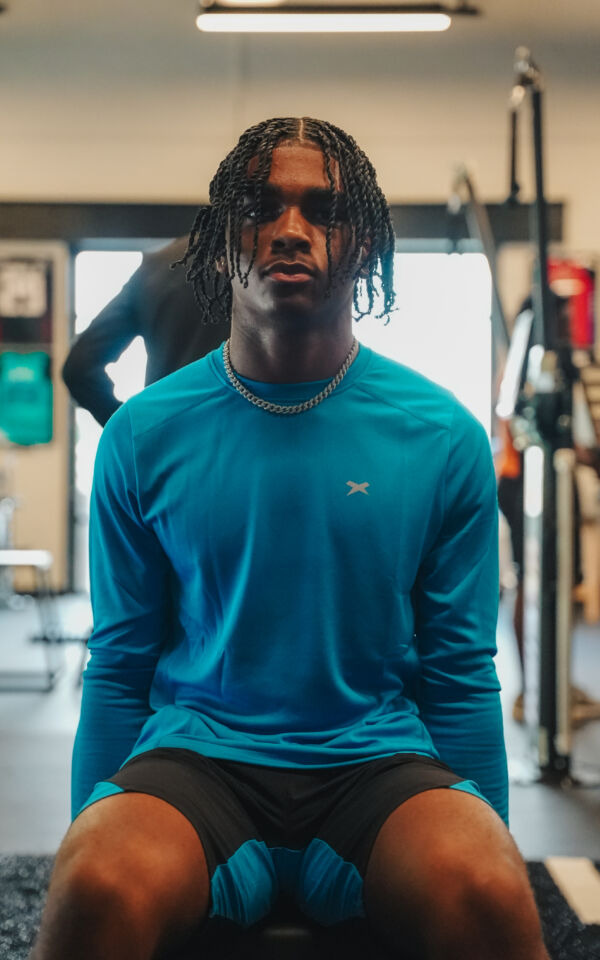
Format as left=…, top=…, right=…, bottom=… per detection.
left=80, top=748, right=487, bottom=929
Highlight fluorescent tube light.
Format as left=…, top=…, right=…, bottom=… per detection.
left=198, top=13, right=451, bottom=32
left=196, top=4, right=479, bottom=34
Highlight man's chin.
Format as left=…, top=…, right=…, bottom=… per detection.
left=261, top=291, right=326, bottom=322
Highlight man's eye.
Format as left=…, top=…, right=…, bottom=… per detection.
left=242, top=204, right=279, bottom=222
left=311, top=207, right=330, bottom=224
left=305, top=203, right=348, bottom=225
left=332, top=200, right=349, bottom=223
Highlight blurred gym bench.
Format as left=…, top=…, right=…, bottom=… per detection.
left=0, top=549, right=64, bottom=692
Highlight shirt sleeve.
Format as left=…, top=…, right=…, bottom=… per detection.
left=71, top=404, right=170, bottom=817
left=413, top=405, right=509, bottom=825
left=62, top=269, right=143, bottom=427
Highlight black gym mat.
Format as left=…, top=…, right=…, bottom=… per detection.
left=1, top=854, right=599, bottom=960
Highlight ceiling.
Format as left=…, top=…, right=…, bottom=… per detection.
left=2, top=0, right=600, bottom=45
left=1, top=0, right=598, bottom=214
left=1, top=0, right=598, bottom=103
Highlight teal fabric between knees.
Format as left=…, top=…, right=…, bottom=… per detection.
left=271, top=842, right=365, bottom=924
left=270, top=847, right=303, bottom=897
left=298, top=837, right=365, bottom=925
left=209, top=838, right=365, bottom=928
left=209, top=839, right=277, bottom=928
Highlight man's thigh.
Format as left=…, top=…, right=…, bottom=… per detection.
left=39, top=792, right=210, bottom=958
left=76, top=749, right=280, bottom=929
left=363, top=788, right=543, bottom=958
left=296, top=753, right=473, bottom=925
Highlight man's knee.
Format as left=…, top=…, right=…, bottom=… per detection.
left=419, top=846, right=544, bottom=953
left=50, top=835, right=162, bottom=931
left=436, top=849, right=528, bottom=919
left=48, top=799, right=210, bottom=937
left=367, top=829, right=543, bottom=958
left=30, top=841, right=181, bottom=960
left=56, top=854, right=135, bottom=917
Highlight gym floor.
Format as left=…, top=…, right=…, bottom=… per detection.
left=0, top=591, right=599, bottom=859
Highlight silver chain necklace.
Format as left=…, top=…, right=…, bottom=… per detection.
left=223, top=337, right=359, bottom=416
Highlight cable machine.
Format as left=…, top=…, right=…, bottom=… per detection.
left=453, top=48, right=595, bottom=783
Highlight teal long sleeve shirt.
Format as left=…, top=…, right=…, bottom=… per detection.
left=72, top=344, right=508, bottom=824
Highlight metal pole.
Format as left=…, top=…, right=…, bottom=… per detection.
left=507, top=91, right=521, bottom=205
left=530, top=86, right=553, bottom=350
left=512, top=48, right=573, bottom=782
left=554, top=449, right=574, bottom=765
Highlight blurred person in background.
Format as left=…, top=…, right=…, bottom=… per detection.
left=62, top=236, right=230, bottom=427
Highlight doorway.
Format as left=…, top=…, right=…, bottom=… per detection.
left=72, top=249, right=145, bottom=592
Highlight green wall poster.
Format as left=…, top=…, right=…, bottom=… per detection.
left=0, top=351, right=53, bottom=446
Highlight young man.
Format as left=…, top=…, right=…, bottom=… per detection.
left=31, top=117, right=549, bottom=960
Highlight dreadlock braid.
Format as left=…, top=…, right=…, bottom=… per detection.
left=173, top=117, right=396, bottom=324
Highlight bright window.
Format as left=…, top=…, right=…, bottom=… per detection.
left=75, top=250, right=146, bottom=403
left=354, top=252, right=492, bottom=433
left=72, top=250, right=145, bottom=591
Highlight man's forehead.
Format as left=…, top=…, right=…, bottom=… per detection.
left=246, top=142, right=343, bottom=191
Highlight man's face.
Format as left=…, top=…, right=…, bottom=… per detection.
left=227, top=142, right=361, bottom=327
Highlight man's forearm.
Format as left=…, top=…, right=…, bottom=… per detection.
left=71, top=660, right=155, bottom=818
left=419, top=690, right=509, bottom=825
left=63, top=354, right=121, bottom=426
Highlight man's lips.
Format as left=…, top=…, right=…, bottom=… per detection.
left=264, top=261, right=315, bottom=282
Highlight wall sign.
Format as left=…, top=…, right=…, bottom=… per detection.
left=0, top=258, right=53, bottom=344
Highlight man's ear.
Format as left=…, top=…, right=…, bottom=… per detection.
left=215, top=255, right=228, bottom=276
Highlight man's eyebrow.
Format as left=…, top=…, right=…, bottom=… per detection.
left=241, top=183, right=280, bottom=202
left=303, top=187, right=346, bottom=204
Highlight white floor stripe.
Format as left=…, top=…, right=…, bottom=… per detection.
left=544, top=857, right=600, bottom=925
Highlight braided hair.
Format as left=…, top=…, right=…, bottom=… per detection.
left=174, top=117, right=396, bottom=324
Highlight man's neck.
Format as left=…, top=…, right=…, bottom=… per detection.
left=228, top=319, right=355, bottom=384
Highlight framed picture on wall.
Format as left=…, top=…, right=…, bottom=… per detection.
left=0, top=257, right=53, bottom=345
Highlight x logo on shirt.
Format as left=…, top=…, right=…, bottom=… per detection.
left=346, top=481, right=370, bottom=496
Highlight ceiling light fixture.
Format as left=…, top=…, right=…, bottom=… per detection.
left=196, top=2, right=480, bottom=34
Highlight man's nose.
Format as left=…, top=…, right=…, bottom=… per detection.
left=271, top=206, right=311, bottom=252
